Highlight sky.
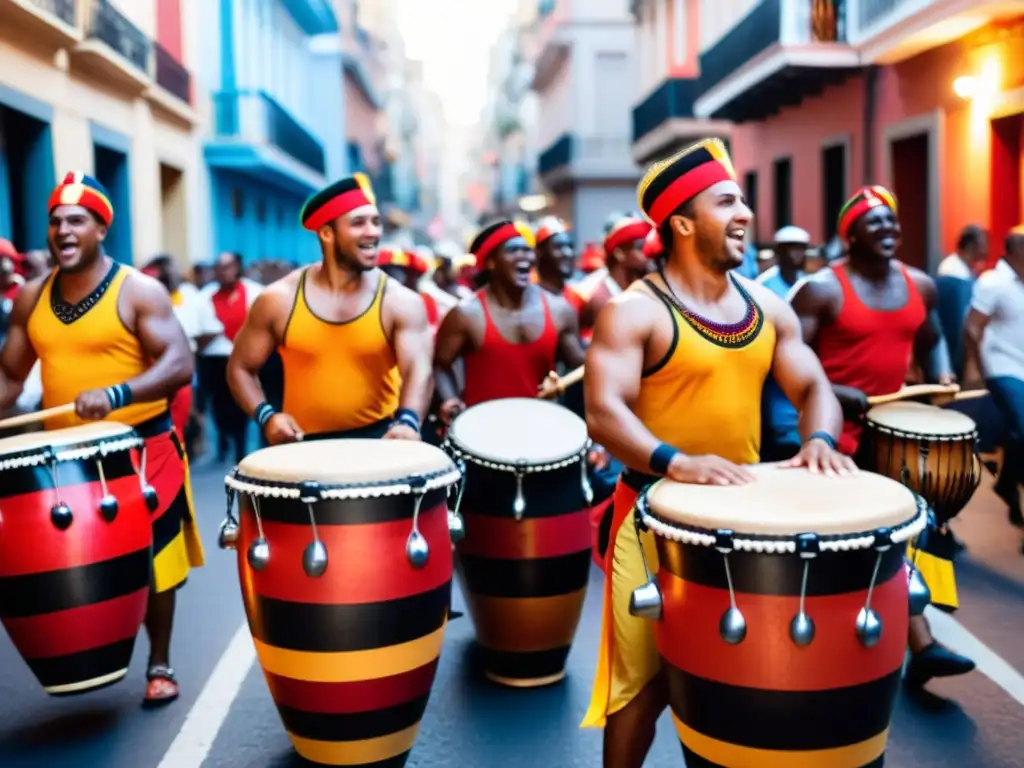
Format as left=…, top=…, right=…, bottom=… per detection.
left=396, top=0, right=520, bottom=125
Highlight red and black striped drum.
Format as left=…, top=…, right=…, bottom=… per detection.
left=444, top=398, right=594, bottom=687
left=220, top=439, right=462, bottom=767
left=633, top=466, right=927, bottom=767
left=0, top=422, right=152, bottom=696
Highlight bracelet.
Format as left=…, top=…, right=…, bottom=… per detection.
left=104, top=383, right=134, bottom=410
left=806, top=430, right=837, bottom=450
left=649, top=442, right=678, bottom=475
left=394, top=408, right=421, bottom=433
left=253, top=402, right=276, bottom=429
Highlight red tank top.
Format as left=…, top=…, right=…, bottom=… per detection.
left=462, top=289, right=559, bottom=406
left=815, top=263, right=926, bottom=455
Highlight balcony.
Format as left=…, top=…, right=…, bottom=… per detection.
left=71, top=0, right=152, bottom=94
left=0, top=0, right=81, bottom=48
left=143, top=42, right=196, bottom=125
left=279, top=0, right=337, bottom=35
left=694, top=0, right=862, bottom=123
left=206, top=90, right=327, bottom=195
left=343, top=53, right=383, bottom=110
left=845, top=0, right=1022, bottom=63
left=531, top=8, right=573, bottom=91
left=631, top=77, right=733, bottom=163
left=538, top=133, right=640, bottom=191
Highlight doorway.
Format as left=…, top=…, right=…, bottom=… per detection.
left=0, top=105, right=54, bottom=251
left=93, top=144, right=132, bottom=264
left=773, top=157, right=792, bottom=231
left=890, top=132, right=929, bottom=271
left=159, top=162, right=186, bottom=263
left=821, top=142, right=847, bottom=241
left=989, top=113, right=1022, bottom=269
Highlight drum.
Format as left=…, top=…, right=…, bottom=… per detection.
left=633, top=466, right=926, bottom=767
left=863, top=401, right=982, bottom=524
left=444, top=398, right=593, bottom=687
left=221, top=440, right=462, bottom=768
left=0, top=422, right=152, bottom=695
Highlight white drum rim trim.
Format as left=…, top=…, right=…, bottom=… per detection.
left=225, top=464, right=463, bottom=500
left=0, top=435, right=144, bottom=472
left=442, top=438, right=590, bottom=474
left=637, top=491, right=929, bottom=554
left=863, top=420, right=979, bottom=442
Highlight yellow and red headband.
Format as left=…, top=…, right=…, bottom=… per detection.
left=301, top=173, right=377, bottom=231
left=837, top=185, right=897, bottom=241
left=48, top=171, right=114, bottom=226
left=604, top=216, right=652, bottom=254
left=378, top=247, right=429, bottom=275
left=637, top=138, right=737, bottom=227
left=535, top=216, right=570, bottom=245
left=468, top=220, right=536, bottom=267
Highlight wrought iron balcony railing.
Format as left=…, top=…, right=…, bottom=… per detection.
left=82, top=0, right=151, bottom=73
left=632, top=78, right=699, bottom=143
left=214, top=90, right=326, bottom=175
left=154, top=42, right=190, bottom=104
left=28, top=0, right=76, bottom=26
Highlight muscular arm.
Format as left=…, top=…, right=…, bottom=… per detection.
left=226, top=291, right=280, bottom=417
left=389, top=287, right=434, bottom=420
left=552, top=296, right=586, bottom=368
left=584, top=294, right=665, bottom=473
left=910, top=272, right=953, bottom=382
left=0, top=281, right=44, bottom=410
left=432, top=305, right=472, bottom=404
left=125, top=275, right=194, bottom=401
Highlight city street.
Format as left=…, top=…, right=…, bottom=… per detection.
left=0, top=460, right=1022, bottom=767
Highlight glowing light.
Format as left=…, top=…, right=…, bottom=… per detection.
left=518, top=194, right=549, bottom=212
left=953, top=76, right=978, bottom=100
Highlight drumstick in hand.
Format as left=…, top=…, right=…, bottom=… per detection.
left=538, top=365, right=584, bottom=399
left=0, top=403, right=76, bottom=431
left=866, top=384, right=960, bottom=406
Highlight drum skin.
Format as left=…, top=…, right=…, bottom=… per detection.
left=862, top=420, right=981, bottom=525
left=654, top=536, right=907, bottom=767
left=237, top=485, right=452, bottom=767
left=456, top=460, right=591, bottom=686
left=0, top=449, right=152, bottom=696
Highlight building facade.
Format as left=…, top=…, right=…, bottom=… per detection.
left=198, top=0, right=343, bottom=266
left=1, top=0, right=203, bottom=267
left=532, top=0, right=645, bottom=242
left=698, top=0, right=1024, bottom=270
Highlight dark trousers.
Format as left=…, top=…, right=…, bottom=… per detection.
left=200, top=354, right=249, bottom=464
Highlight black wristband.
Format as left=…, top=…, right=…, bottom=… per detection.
left=395, top=408, right=421, bottom=433
left=105, top=383, right=134, bottom=410
left=806, top=431, right=837, bottom=450
left=254, top=402, right=276, bottom=429
left=649, top=442, right=678, bottom=475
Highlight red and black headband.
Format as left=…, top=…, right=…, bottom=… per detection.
left=301, top=173, right=377, bottom=231
left=637, top=138, right=737, bottom=227
left=837, top=186, right=897, bottom=241
left=468, top=220, right=536, bottom=267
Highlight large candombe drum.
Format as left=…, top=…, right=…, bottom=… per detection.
left=220, top=439, right=462, bottom=767
left=445, top=398, right=594, bottom=687
left=633, top=466, right=927, bottom=767
left=862, top=401, right=982, bottom=524
left=0, top=423, right=152, bottom=695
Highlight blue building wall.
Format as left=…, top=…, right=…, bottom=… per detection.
left=202, top=0, right=343, bottom=266
left=0, top=85, right=56, bottom=253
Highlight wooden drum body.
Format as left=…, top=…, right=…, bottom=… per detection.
left=222, top=440, right=462, bottom=768
left=445, top=398, right=594, bottom=687
left=635, top=467, right=927, bottom=767
left=863, top=402, right=982, bottom=524
left=0, top=423, right=152, bottom=696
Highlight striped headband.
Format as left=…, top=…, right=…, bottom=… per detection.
left=535, top=216, right=569, bottom=245
left=301, top=173, right=377, bottom=231
left=48, top=171, right=114, bottom=226
left=637, top=138, right=737, bottom=227
left=837, top=186, right=897, bottom=241
left=604, top=216, right=652, bottom=255
left=468, top=220, right=536, bottom=267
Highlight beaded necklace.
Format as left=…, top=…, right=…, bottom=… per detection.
left=646, top=269, right=764, bottom=348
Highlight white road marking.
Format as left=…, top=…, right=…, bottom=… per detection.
left=157, top=622, right=256, bottom=768
left=926, top=605, right=1024, bottom=707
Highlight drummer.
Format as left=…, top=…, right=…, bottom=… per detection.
left=0, top=172, right=203, bottom=706
left=789, top=185, right=975, bottom=688
left=578, top=215, right=655, bottom=337
left=579, top=139, right=853, bottom=767
left=534, top=216, right=583, bottom=310
left=226, top=174, right=433, bottom=444
left=433, top=219, right=586, bottom=420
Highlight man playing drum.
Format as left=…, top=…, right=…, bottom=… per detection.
left=226, top=174, right=433, bottom=444
left=433, top=220, right=586, bottom=421
left=789, top=185, right=975, bottom=689
left=0, top=172, right=203, bottom=705
left=579, top=140, right=853, bottom=768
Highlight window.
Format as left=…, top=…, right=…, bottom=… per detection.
left=743, top=170, right=758, bottom=241
left=773, top=157, right=792, bottom=231
left=231, top=188, right=244, bottom=219
left=821, top=142, right=847, bottom=241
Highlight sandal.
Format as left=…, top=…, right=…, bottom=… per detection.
left=143, top=664, right=180, bottom=707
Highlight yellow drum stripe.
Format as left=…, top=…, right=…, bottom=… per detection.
left=673, top=715, right=888, bottom=767
left=289, top=723, right=419, bottom=766
left=254, top=623, right=447, bottom=683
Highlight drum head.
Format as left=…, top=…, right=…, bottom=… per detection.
left=0, top=421, right=137, bottom=457
left=448, top=398, right=588, bottom=465
left=866, top=401, right=976, bottom=436
left=236, top=439, right=456, bottom=485
left=647, top=465, right=917, bottom=536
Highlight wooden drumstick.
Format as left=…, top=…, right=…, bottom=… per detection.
left=0, top=403, right=76, bottom=431
left=866, top=384, right=960, bottom=406
left=537, top=365, right=584, bottom=399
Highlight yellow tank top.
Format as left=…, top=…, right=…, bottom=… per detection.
left=634, top=278, right=776, bottom=465
left=27, top=263, right=168, bottom=430
left=279, top=269, right=400, bottom=434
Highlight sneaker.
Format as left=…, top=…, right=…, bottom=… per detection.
left=904, top=643, right=975, bottom=688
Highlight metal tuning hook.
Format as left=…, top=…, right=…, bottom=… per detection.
left=789, top=533, right=818, bottom=647
left=512, top=459, right=528, bottom=521
left=715, top=530, right=746, bottom=645
left=628, top=494, right=663, bottom=621
left=218, top=483, right=240, bottom=550
left=405, top=474, right=430, bottom=568
left=447, top=460, right=467, bottom=544
left=299, top=482, right=328, bottom=578
left=855, top=527, right=891, bottom=648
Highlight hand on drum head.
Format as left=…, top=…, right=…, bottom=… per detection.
left=438, top=398, right=466, bottom=425
left=75, top=389, right=114, bottom=421
left=667, top=454, right=756, bottom=485
left=779, top=439, right=857, bottom=476
left=264, top=413, right=304, bottom=444
left=383, top=422, right=421, bottom=440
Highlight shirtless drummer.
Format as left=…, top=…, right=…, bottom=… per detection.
left=579, top=140, right=853, bottom=767
left=0, top=172, right=203, bottom=705
left=226, top=174, right=433, bottom=443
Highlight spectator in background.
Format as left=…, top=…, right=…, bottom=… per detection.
left=937, top=225, right=988, bottom=379
left=758, top=226, right=809, bottom=296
